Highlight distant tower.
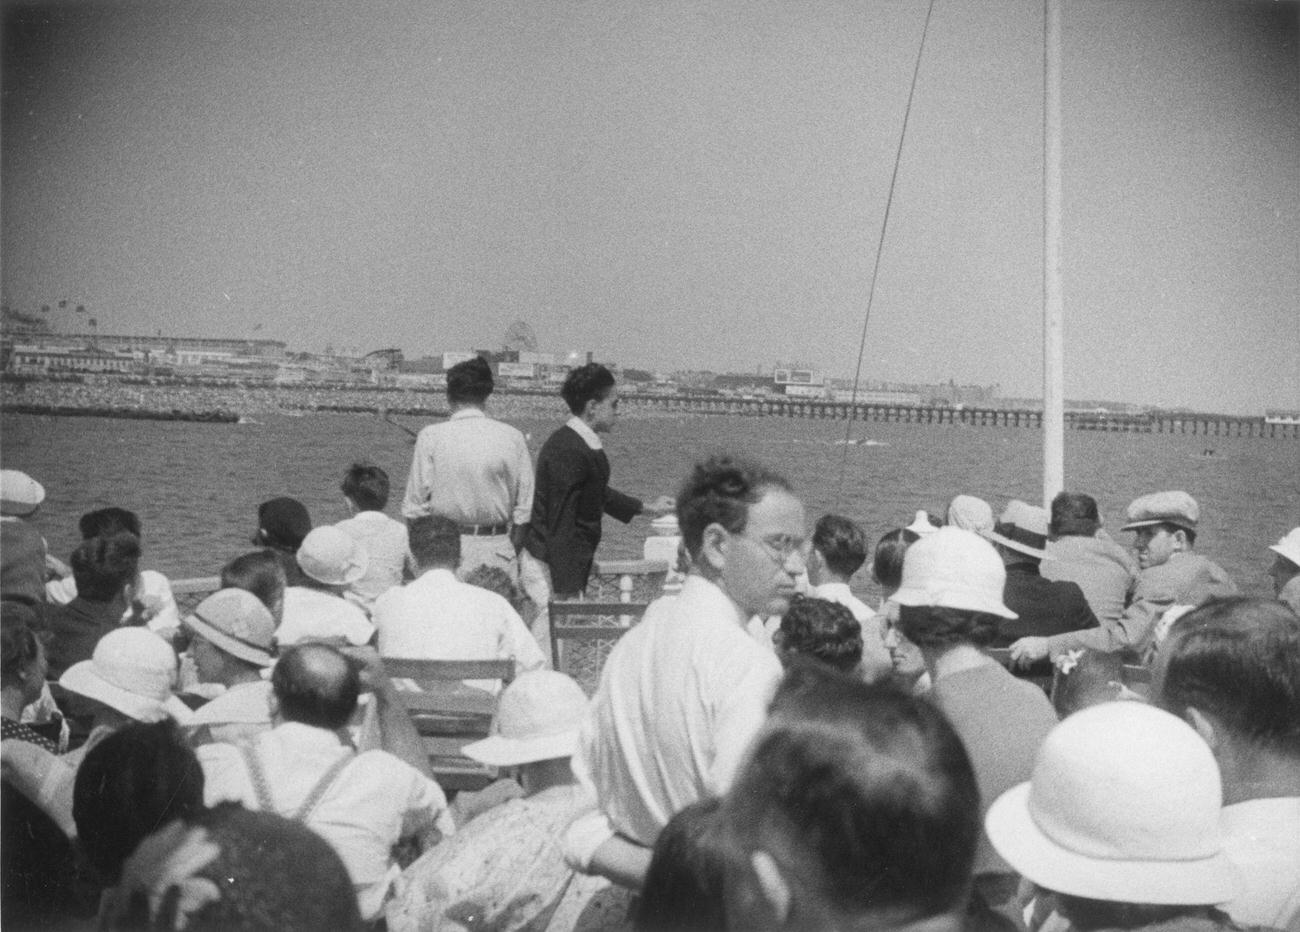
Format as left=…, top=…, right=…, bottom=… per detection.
left=502, top=320, right=538, bottom=355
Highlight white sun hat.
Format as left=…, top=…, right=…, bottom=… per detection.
left=297, top=526, right=369, bottom=586
left=462, top=670, right=590, bottom=767
left=985, top=701, right=1240, bottom=906
left=0, top=469, right=45, bottom=517
left=890, top=526, right=1017, bottom=619
left=983, top=499, right=1050, bottom=560
left=59, top=627, right=193, bottom=724
left=1268, top=527, right=1300, bottom=569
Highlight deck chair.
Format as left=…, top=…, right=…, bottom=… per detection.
left=381, top=658, right=515, bottom=792
left=548, top=600, right=649, bottom=685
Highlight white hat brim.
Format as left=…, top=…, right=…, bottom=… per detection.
left=891, top=586, right=1018, bottom=620
left=183, top=612, right=275, bottom=667
left=1268, top=542, right=1300, bottom=568
left=983, top=530, right=1047, bottom=560
left=59, top=662, right=194, bottom=726
left=462, top=728, right=578, bottom=767
left=985, top=782, right=1240, bottom=906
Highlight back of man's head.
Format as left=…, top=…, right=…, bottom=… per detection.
left=446, top=356, right=494, bottom=406
left=676, top=455, right=792, bottom=561
left=340, top=462, right=390, bottom=512
left=220, top=550, right=288, bottom=621
left=71, top=531, right=141, bottom=602
left=1049, top=492, right=1101, bottom=538
left=1156, top=596, right=1300, bottom=761
left=775, top=597, right=863, bottom=675
left=560, top=362, right=615, bottom=415
left=79, top=507, right=142, bottom=540
left=271, top=643, right=360, bottom=730
left=811, top=514, right=868, bottom=580
left=723, top=666, right=978, bottom=930
left=407, top=514, right=461, bottom=571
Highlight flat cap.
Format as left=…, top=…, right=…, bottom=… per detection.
left=1121, top=491, right=1199, bottom=533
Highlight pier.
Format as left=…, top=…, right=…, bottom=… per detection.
left=623, top=394, right=1300, bottom=439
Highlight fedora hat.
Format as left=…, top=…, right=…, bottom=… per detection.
left=0, top=470, right=45, bottom=517
left=1120, top=491, right=1199, bottom=534
left=985, top=702, right=1240, bottom=906
left=891, top=526, right=1016, bottom=619
left=183, top=588, right=276, bottom=667
left=297, top=526, right=369, bottom=587
left=462, top=670, right=589, bottom=767
left=984, top=500, right=1050, bottom=560
left=1268, top=527, right=1300, bottom=569
left=60, top=628, right=193, bottom=724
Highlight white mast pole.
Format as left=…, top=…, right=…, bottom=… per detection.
left=1043, top=0, right=1065, bottom=509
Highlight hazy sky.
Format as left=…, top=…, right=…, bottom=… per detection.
left=3, top=0, right=1297, bottom=414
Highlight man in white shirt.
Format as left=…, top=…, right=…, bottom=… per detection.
left=807, top=513, right=892, bottom=682
left=198, top=643, right=454, bottom=922
left=335, top=462, right=410, bottom=609
left=1154, top=597, right=1300, bottom=930
left=373, top=515, right=546, bottom=686
left=566, top=455, right=802, bottom=887
left=400, top=356, right=534, bottom=584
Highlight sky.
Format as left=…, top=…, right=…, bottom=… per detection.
left=2, top=0, right=1297, bottom=414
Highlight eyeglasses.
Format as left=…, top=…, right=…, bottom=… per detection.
left=749, top=533, right=811, bottom=566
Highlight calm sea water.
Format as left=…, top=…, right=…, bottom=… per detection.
left=3, top=411, right=1294, bottom=601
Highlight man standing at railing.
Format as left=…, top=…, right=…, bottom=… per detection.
left=401, top=356, right=534, bottom=584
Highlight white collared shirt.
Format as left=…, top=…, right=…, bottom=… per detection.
left=1220, top=796, right=1300, bottom=929
left=401, top=407, right=535, bottom=525
left=278, top=587, right=375, bottom=647
left=372, top=568, right=547, bottom=688
left=334, top=511, right=410, bottom=606
left=565, top=415, right=602, bottom=451
left=198, top=721, right=453, bottom=920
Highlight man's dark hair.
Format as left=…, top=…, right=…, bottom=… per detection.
left=812, top=514, right=868, bottom=578
left=1049, top=492, right=1101, bottom=538
left=70, top=532, right=141, bottom=602
left=446, top=356, right=494, bottom=405
left=636, top=797, right=732, bottom=932
left=676, top=456, right=793, bottom=560
left=79, top=507, right=142, bottom=540
left=339, top=462, right=390, bottom=512
left=1157, top=597, right=1300, bottom=757
left=220, top=550, right=287, bottom=616
left=407, top=514, right=461, bottom=570
left=255, top=497, right=312, bottom=553
left=72, top=720, right=206, bottom=884
left=776, top=595, right=863, bottom=674
left=871, top=527, right=920, bottom=590
left=271, top=644, right=360, bottom=730
left=897, top=605, right=1000, bottom=650
left=724, top=665, right=979, bottom=925
left=560, top=363, right=616, bottom=416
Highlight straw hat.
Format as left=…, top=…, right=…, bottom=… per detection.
left=0, top=470, right=45, bottom=517
left=462, top=670, right=589, bottom=767
left=891, top=526, right=1016, bottom=619
left=297, top=526, right=369, bottom=587
left=984, top=500, right=1050, bottom=560
left=183, top=588, right=276, bottom=667
left=59, top=628, right=193, bottom=724
left=1268, top=527, right=1300, bottom=569
left=985, top=702, right=1240, bottom=905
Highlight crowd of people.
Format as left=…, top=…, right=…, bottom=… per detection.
left=1, top=357, right=1297, bottom=931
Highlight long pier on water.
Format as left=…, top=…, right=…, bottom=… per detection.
left=623, top=394, right=1300, bottom=439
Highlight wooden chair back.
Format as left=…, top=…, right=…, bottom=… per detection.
left=548, top=600, right=650, bottom=683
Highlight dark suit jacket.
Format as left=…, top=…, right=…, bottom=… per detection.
left=994, top=562, right=1099, bottom=678
left=524, top=425, right=641, bottom=595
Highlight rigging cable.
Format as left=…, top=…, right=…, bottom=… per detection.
left=834, top=0, right=937, bottom=505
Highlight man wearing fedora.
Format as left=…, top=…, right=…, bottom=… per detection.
left=181, top=589, right=277, bottom=747
left=1267, top=527, right=1300, bottom=615
left=1010, top=490, right=1236, bottom=666
left=278, top=527, right=375, bottom=648
left=983, top=500, right=1097, bottom=678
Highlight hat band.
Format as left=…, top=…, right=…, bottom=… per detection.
left=194, top=609, right=274, bottom=656
left=994, top=522, right=1047, bottom=552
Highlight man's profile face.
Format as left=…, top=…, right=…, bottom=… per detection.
left=589, top=387, right=621, bottom=434
left=720, top=487, right=808, bottom=618
left=1133, top=525, right=1180, bottom=570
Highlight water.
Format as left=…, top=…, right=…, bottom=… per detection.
left=3, top=411, right=1294, bottom=601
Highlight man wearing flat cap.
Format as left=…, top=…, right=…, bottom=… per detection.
left=1011, top=490, right=1236, bottom=666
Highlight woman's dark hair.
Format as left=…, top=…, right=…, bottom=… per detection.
left=1, top=602, right=43, bottom=687
left=72, top=720, right=206, bottom=884
left=871, top=527, right=919, bottom=590
left=636, top=797, right=732, bottom=932
left=896, top=605, right=1000, bottom=650
left=70, top=532, right=141, bottom=602
left=220, top=550, right=287, bottom=615
left=676, top=455, right=792, bottom=560
left=724, top=665, right=979, bottom=925
left=79, top=507, right=142, bottom=540
left=463, top=564, right=525, bottom=615
left=559, top=363, right=616, bottom=415
left=776, top=595, right=863, bottom=674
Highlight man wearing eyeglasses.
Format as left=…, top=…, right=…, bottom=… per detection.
left=563, top=455, right=804, bottom=889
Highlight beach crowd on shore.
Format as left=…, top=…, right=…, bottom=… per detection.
left=2, top=358, right=1298, bottom=932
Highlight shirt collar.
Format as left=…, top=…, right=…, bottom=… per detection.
left=450, top=407, right=487, bottom=420
left=567, top=416, right=602, bottom=451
